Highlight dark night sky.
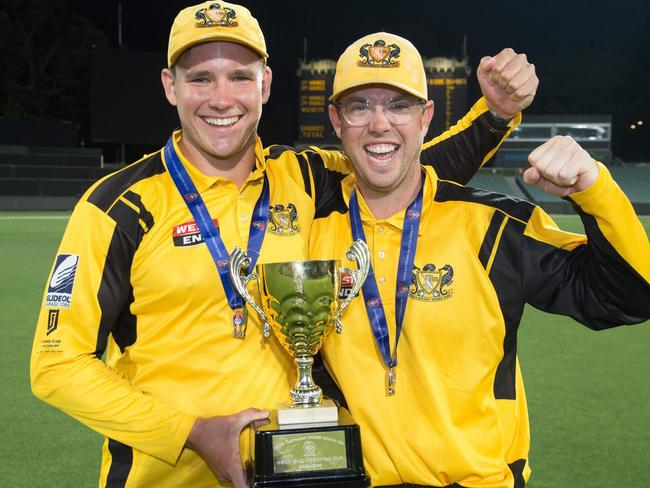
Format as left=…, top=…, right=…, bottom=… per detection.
left=67, top=0, right=650, bottom=160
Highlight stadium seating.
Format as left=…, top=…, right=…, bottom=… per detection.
left=609, top=166, right=650, bottom=204
left=0, top=141, right=647, bottom=213
left=467, top=166, right=649, bottom=215
left=467, top=173, right=529, bottom=199
left=0, top=145, right=113, bottom=210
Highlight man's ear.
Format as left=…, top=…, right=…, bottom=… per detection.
left=421, top=100, right=434, bottom=136
left=328, top=104, right=342, bottom=139
left=161, top=68, right=178, bottom=106
left=261, top=65, right=272, bottom=104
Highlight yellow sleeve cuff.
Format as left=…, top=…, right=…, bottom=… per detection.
left=567, top=161, right=612, bottom=210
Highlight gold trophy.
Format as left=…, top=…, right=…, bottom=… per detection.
left=228, top=240, right=370, bottom=487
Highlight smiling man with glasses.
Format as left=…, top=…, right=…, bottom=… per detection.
left=311, top=32, right=650, bottom=488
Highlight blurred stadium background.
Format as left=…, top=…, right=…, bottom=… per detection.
left=1, top=1, right=649, bottom=487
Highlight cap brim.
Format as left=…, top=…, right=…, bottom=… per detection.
left=329, top=79, right=426, bottom=102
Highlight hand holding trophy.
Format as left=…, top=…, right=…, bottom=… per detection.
left=229, top=241, right=371, bottom=487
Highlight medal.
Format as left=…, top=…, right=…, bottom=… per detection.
left=386, top=367, right=397, bottom=396
left=164, top=135, right=269, bottom=339
left=232, top=308, right=248, bottom=338
left=348, top=176, right=423, bottom=395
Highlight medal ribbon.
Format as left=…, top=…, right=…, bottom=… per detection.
left=164, top=136, right=269, bottom=313
left=348, top=179, right=423, bottom=391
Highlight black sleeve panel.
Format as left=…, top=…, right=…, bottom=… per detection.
left=94, top=195, right=153, bottom=356
left=420, top=112, right=509, bottom=185
left=106, top=439, right=133, bottom=487
left=478, top=211, right=506, bottom=269
left=508, top=459, right=527, bottom=488
left=296, top=153, right=313, bottom=198
left=489, top=218, right=526, bottom=400
left=267, top=145, right=295, bottom=160
left=435, top=180, right=535, bottom=223
left=94, top=222, right=137, bottom=357
left=522, top=223, right=650, bottom=330
left=303, top=151, right=349, bottom=219
left=576, top=210, right=650, bottom=323
left=88, top=153, right=166, bottom=212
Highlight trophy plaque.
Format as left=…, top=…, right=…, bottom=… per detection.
left=229, top=241, right=371, bottom=487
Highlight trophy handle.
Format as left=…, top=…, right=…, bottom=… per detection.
left=228, top=247, right=271, bottom=337
left=333, top=239, right=370, bottom=333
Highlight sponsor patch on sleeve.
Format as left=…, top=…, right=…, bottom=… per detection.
left=46, top=309, right=60, bottom=335
left=45, top=254, right=79, bottom=308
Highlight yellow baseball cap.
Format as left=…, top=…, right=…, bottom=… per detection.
left=167, top=1, right=268, bottom=68
left=330, top=32, right=427, bottom=101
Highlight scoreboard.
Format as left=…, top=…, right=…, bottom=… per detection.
left=423, top=57, right=471, bottom=141
left=297, top=57, right=471, bottom=145
left=297, top=60, right=337, bottom=144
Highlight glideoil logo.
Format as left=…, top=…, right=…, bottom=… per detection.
left=45, top=254, right=79, bottom=308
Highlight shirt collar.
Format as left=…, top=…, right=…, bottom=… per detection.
left=342, top=165, right=438, bottom=234
left=166, top=130, right=267, bottom=193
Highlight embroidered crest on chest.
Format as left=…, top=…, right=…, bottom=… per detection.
left=268, top=203, right=300, bottom=236
left=410, top=263, right=454, bottom=302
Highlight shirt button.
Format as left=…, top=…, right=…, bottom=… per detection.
left=379, top=277, right=386, bottom=285
left=241, top=215, right=248, bottom=221
left=377, top=226, right=385, bottom=233
left=378, top=251, right=385, bottom=259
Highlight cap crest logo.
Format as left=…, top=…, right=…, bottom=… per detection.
left=358, top=40, right=401, bottom=68
left=195, top=3, right=239, bottom=28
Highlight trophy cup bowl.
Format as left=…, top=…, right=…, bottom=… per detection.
left=257, top=259, right=340, bottom=413
left=228, top=240, right=371, bottom=487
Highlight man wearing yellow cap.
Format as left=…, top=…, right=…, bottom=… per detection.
left=30, top=2, right=538, bottom=487
left=311, top=32, right=650, bottom=487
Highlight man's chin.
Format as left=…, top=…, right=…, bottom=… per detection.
left=205, top=133, right=256, bottom=160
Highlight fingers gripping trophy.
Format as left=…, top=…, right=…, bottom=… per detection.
left=229, top=241, right=371, bottom=487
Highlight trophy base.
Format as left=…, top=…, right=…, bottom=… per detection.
left=278, top=398, right=339, bottom=425
left=250, top=407, right=370, bottom=488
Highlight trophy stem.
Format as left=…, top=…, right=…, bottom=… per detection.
left=290, top=355, right=323, bottom=407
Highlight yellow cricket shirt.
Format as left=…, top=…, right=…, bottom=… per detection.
left=311, top=165, right=650, bottom=488
left=30, top=97, right=517, bottom=487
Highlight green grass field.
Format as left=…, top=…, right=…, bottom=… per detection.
left=1, top=212, right=648, bottom=487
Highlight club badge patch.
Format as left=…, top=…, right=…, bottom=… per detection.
left=358, top=40, right=401, bottom=68
left=195, top=3, right=238, bottom=28
left=172, top=219, right=219, bottom=247
left=45, top=254, right=79, bottom=308
left=268, top=203, right=300, bottom=236
left=410, top=263, right=454, bottom=302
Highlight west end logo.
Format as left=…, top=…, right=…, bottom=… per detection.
left=268, top=203, right=300, bottom=236
left=358, top=40, right=401, bottom=68
left=195, top=3, right=238, bottom=28
left=172, top=219, right=219, bottom=247
left=410, top=263, right=454, bottom=302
